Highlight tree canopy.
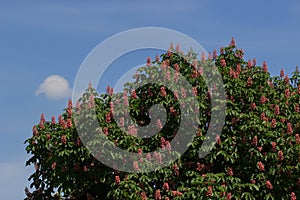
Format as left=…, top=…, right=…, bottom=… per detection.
left=25, top=39, right=299, bottom=199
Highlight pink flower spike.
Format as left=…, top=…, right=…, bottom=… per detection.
left=213, top=49, right=218, bottom=59
left=252, top=58, right=256, bottom=66
left=175, top=43, right=180, bottom=52
left=280, top=69, right=285, bottom=78
left=88, top=82, right=92, bottom=89
left=201, top=52, right=206, bottom=61
left=230, top=37, right=236, bottom=46
left=51, top=116, right=56, bottom=125
left=266, top=180, right=273, bottom=189
left=262, top=61, right=268, bottom=72
left=169, top=42, right=174, bottom=51
left=146, top=56, right=151, bottom=67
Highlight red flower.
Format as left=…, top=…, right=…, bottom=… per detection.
left=173, top=164, right=179, bottom=176
left=131, top=89, right=137, bottom=99
left=39, top=120, right=45, bottom=129
left=103, top=127, right=109, bottom=135
left=128, top=125, right=137, bottom=136
left=172, top=190, right=183, bottom=197
left=133, top=161, right=140, bottom=171
left=285, top=89, right=290, bottom=99
left=153, top=152, right=162, bottom=164
left=294, top=104, right=299, bottom=113
left=88, top=94, right=94, bottom=108
left=206, top=186, right=212, bottom=197
left=271, top=118, right=277, bottom=128
left=236, top=64, right=242, bottom=74
left=220, top=59, right=226, bottom=67
left=209, top=52, right=213, bottom=60
left=260, top=95, right=268, bottom=104
left=247, top=77, right=253, bottom=87
left=32, top=126, right=38, bottom=136
left=247, top=59, right=253, bottom=68
left=262, top=61, right=268, bottom=72
left=271, top=142, right=277, bottom=151
left=174, top=72, right=179, bottom=83
left=141, top=192, right=147, bottom=200
left=284, top=75, right=290, bottom=84
left=76, top=137, right=81, bottom=146
left=226, top=192, right=232, bottom=200
left=215, top=135, right=221, bottom=145
left=106, top=86, right=114, bottom=95
left=295, top=134, right=300, bottom=144
left=160, top=86, right=167, bottom=97
left=83, top=166, right=88, bottom=171
left=109, top=101, right=114, bottom=114
left=227, top=167, right=233, bottom=176
left=163, top=182, right=169, bottom=190
left=146, top=153, right=151, bottom=161
left=201, top=52, right=206, bottom=61
left=137, top=148, right=142, bottom=156
left=266, top=180, right=273, bottom=189
left=257, top=147, right=263, bottom=152
left=153, top=55, right=159, bottom=63
left=260, top=113, right=268, bottom=121
left=251, top=102, right=257, bottom=110
left=119, top=117, right=124, bottom=127
left=66, top=118, right=72, bottom=128
left=257, top=161, right=265, bottom=171
left=220, top=47, right=224, bottom=54
left=192, top=87, right=198, bottom=96
left=290, top=192, right=296, bottom=200
left=280, top=69, right=285, bottom=78
left=165, top=141, right=171, bottom=151
left=278, top=150, right=284, bottom=161
left=61, top=135, right=67, bottom=144
left=252, top=136, right=258, bottom=146
left=51, top=162, right=56, bottom=170
left=88, top=82, right=92, bottom=89
left=169, top=42, right=174, bottom=51
left=175, top=44, right=180, bottom=52
left=164, top=70, right=170, bottom=80
left=213, top=49, right=218, bottom=59
left=287, top=123, right=293, bottom=134
left=230, top=37, right=236, bottom=46
left=51, top=116, right=56, bottom=125
left=252, top=58, right=257, bottom=66
left=115, top=176, right=120, bottom=185
left=181, top=87, right=186, bottom=98
left=40, top=113, right=46, bottom=123
left=106, top=113, right=111, bottom=123
left=154, top=190, right=161, bottom=200
left=191, top=69, right=197, bottom=78
left=146, top=56, right=151, bottom=67
left=274, top=105, right=280, bottom=115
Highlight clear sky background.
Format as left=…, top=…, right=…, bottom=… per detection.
left=0, top=0, right=300, bottom=199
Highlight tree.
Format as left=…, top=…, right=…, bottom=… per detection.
left=25, top=39, right=300, bottom=199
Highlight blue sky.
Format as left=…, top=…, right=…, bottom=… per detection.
left=0, top=0, right=300, bottom=199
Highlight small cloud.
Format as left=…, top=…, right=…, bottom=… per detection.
left=35, top=75, right=72, bottom=99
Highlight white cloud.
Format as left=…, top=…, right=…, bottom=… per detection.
left=35, top=75, right=72, bottom=99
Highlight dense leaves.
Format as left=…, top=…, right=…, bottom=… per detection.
left=25, top=39, right=299, bottom=199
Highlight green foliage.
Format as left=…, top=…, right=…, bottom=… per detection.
left=25, top=40, right=300, bottom=199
